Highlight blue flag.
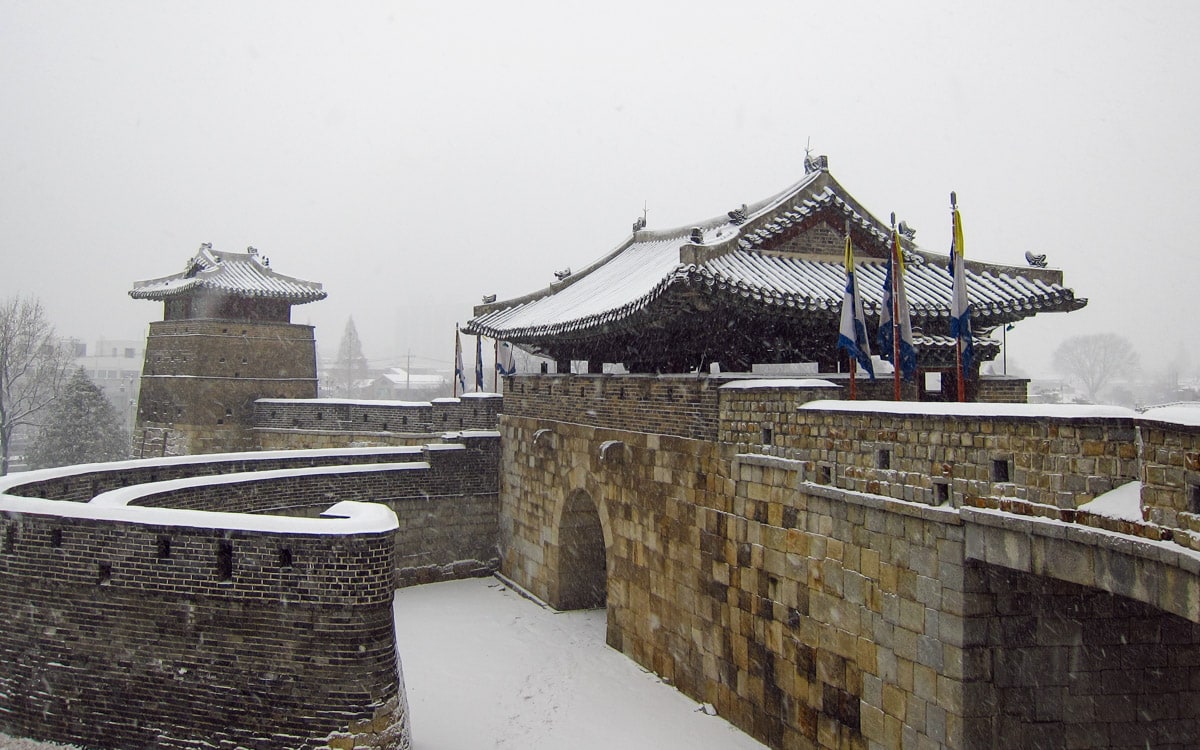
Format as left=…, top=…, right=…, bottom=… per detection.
left=837, top=235, right=874, bottom=378
left=474, top=335, right=484, bottom=391
left=878, top=230, right=917, bottom=380
left=948, top=203, right=973, bottom=375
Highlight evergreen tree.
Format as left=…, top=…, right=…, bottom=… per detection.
left=333, top=317, right=369, bottom=397
left=27, top=368, right=129, bottom=469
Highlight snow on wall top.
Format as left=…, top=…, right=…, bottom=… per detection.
left=257, top=397, right=436, bottom=408
left=0, top=445, right=426, bottom=495
left=720, top=379, right=840, bottom=391
left=0, top=494, right=398, bottom=535
left=1078, top=481, right=1143, bottom=522
left=1138, top=403, right=1200, bottom=428
left=800, top=400, right=1138, bottom=420
left=129, top=244, right=326, bottom=304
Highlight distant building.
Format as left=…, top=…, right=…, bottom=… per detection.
left=368, top=366, right=450, bottom=401
left=73, top=338, right=144, bottom=434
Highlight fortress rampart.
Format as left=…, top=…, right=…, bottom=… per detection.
left=0, top=433, right=502, bottom=749
left=7, top=372, right=1200, bottom=750
left=0, top=493, right=408, bottom=750
left=499, top=374, right=1200, bottom=749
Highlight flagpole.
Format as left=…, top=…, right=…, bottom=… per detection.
left=846, top=219, right=857, bottom=402
left=453, top=325, right=460, bottom=397
left=890, top=214, right=901, bottom=402
left=493, top=338, right=499, bottom=392
left=952, top=192, right=966, bottom=403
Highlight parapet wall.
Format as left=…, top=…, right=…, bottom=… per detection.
left=502, top=373, right=1028, bottom=444
left=0, top=496, right=409, bottom=750
left=502, top=374, right=723, bottom=440
left=7, top=438, right=501, bottom=585
left=255, top=394, right=503, bottom=435
left=727, top=399, right=1139, bottom=511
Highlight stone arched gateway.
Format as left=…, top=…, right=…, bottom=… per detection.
left=550, top=488, right=609, bottom=611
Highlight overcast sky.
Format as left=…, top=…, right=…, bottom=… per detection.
left=2, top=1, right=1196, bottom=378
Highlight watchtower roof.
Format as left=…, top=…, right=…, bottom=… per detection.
left=130, top=244, right=326, bottom=304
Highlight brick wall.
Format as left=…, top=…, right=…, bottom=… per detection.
left=1137, top=418, right=1200, bottom=537
left=254, top=394, right=502, bottom=436
left=729, top=404, right=1138, bottom=511
left=964, top=565, right=1200, bottom=748
left=0, top=507, right=408, bottom=749
left=504, top=374, right=723, bottom=440
left=136, top=319, right=319, bottom=455
left=6, top=437, right=501, bottom=587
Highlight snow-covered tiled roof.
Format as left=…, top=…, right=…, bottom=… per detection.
left=466, top=167, right=1084, bottom=346
left=130, top=244, right=326, bottom=304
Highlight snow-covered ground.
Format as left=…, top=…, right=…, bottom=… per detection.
left=395, top=577, right=765, bottom=750
left=1, top=576, right=764, bottom=750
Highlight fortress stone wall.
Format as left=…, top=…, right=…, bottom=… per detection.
left=0, top=496, right=407, bottom=750
left=0, top=432, right=503, bottom=749
left=7, top=371, right=1200, bottom=750
left=252, top=394, right=503, bottom=451
left=499, top=373, right=1200, bottom=750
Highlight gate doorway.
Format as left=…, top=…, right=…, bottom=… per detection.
left=554, top=490, right=607, bottom=610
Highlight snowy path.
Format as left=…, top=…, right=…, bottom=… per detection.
left=0, top=577, right=766, bottom=750
left=394, top=577, right=766, bottom=750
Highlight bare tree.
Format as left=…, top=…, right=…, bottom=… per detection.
left=1052, top=333, right=1138, bottom=403
left=0, top=296, right=74, bottom=474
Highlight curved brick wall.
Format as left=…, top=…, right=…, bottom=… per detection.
left=0, top=436, right=503, bottom=750
left=0, top=496, right=410, bottom=749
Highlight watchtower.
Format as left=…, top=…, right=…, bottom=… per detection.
left=129, top=243, right=326, bottom=455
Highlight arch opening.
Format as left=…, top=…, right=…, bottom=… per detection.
left=554, top=489, right=607, bottom=610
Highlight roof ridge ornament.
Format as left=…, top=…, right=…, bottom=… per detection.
left=727, top=204, right=748, bottom=225
left=689, top=227, right=704, bottom=244
left=803, top=153, right=829, bottom=174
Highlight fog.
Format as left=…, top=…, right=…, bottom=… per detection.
left=2, top=1, right=1196, bottom=377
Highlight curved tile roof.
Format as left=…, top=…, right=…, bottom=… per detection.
left=467, top=167, right=1084, bottom=344
left=130, top=244, right=326, bottom=304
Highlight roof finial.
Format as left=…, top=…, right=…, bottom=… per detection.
left=632, top=201, right=648, bottom=232
left=803, top=140, right=828, bottom=174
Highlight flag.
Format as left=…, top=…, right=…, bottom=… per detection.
left=837, top=235, right=874, bottom=378
left=948, top=201, right=973, bottom=374
left=474, top=335, right=484, bottom=391
left=453, top=327, right=467, bottom=396
left=496, top=340, right=517, bottom=377
left=878, top=229, right=917, bottom=380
